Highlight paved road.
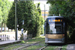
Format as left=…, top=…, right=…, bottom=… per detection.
left=67, top=44, right=75, bottom=50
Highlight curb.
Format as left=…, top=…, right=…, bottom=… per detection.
left=0, top=40, right=21, bottom=46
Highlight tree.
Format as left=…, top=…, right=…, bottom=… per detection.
left=7, top=2, right=15, bottom=29
left=7, top=1, right=44, bottom=37
left=0, top=0, right=3, bottom=24
left=0, top=0, right=13, bottom=32
left=36, top=3, right=44, bottom=35
left=0, top=0, right=3, bottom=32
left=47, top=0, right=75, bottom=31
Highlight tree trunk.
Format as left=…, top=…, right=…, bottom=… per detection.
left=11, top=29, right=12, bottom=32
left=4, top=23, right=6, bottom=32
left=8, top=28, right=9, bottom=32
left=1, top=22, right=3, bottom=32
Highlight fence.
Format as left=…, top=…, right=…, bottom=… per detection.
left=0, top=34, right=9, bottom=41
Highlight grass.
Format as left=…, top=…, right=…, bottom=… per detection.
left=62, top=45, right=67, bottom=50
left=0, top=42, right=23, bottom=50
left=0, top=36, right=45, bottom=50
left=0, top=36, right=68, bottom=50
left=22, top=45, right=43, bottom=50
left=45, top=46, right=59, bottom=50
left=44, top=45, right=67, bottom=50
left=24, top=45, right=67, bottom=50
left=25, top=36, right=45, bottom=44
left=22, top=41, right=45, bottom=50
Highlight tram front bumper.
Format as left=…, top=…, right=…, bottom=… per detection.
left=45, top=38, right=64, bottom=43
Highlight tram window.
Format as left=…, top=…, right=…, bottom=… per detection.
left=50, top=25, right=62, bottom=34
left=46, top=23, right=62, bottom=34
left=46, top=22, right=49, bottom=34
left=55, top=26, right=62, bottom=33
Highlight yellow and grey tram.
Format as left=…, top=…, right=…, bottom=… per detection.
left=44, top=16, right=67, bottom=44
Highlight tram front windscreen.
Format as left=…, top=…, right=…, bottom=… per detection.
left=45, top=18, right=64, bottom=34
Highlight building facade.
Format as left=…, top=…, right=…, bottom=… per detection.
left=41, top=10, right=49, bottom=20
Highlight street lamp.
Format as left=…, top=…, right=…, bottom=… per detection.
left=44, top=4, right=45, bottom=20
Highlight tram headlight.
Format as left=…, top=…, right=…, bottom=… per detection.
left=63, top=34, right=65, bottom=36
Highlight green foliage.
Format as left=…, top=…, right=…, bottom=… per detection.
left=0, top=0, right=13, bottom=31
left=49, top=4, right=59, bottom=16
left=47, top=0, right=75, bottom=42
left=0, top=0, right=3, bottom=24
left=7, top=1, right=44, bottom=37
left=2, top=0, right=12, bottom=24
left=0, top=0, right=2, bottom=23
left=7, top=2, right=15, bottom=29
left=34, top=3, right=44, bottom=37
left=47, top=0, right=75, bottom=31
left=70, top=30, right=75, bottom=43
left=40, top=25, right=44, bottom=34
left=21, top=40, right=25, bottom=43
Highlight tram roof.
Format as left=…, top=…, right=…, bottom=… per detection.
left=47, top=16, right=63, bottom=18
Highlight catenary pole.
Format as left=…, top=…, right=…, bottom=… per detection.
left=44, top=4, right=45, bottom=20
left=15, top=0, right=18, bottom=40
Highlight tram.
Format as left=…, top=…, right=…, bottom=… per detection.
left=44, top=16, right=67, bottom=44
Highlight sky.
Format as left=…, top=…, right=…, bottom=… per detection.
left=9, top=0, right=50, bottom=10
left=34, top=1, right=50, bottom=11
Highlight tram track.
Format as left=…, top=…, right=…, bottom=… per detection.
left=36, top=44, right=48, bottom=50
left=39, top=46, right=47, bottom=50
left=12, top=42, right=63, bottom=50
left=14, top=40, right=44, bottom=50
left=54, top=46, right=62, bottom=50
left=14, top=42, right=63, bottom=50
left=38, top=45, right=62, bottom=50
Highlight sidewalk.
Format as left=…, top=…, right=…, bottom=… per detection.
left=67, top=44, right=75, bottom=50
left=0, top=40, right=21, bottom=45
